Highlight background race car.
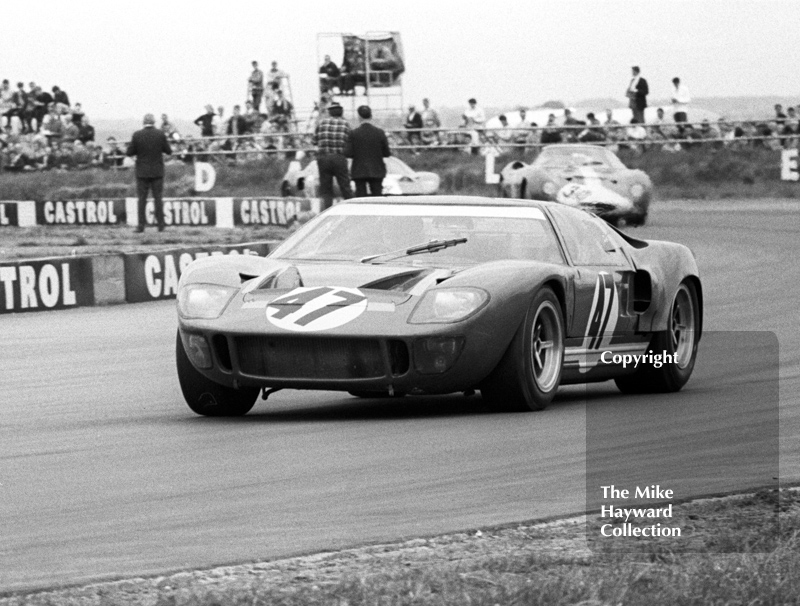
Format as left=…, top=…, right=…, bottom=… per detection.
left=281, top=155, right=440, bottom=198
left=500, top=144, right=652, bottom=226
left=176, top=196, right=702, bottom=417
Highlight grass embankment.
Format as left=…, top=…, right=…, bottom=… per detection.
left=1, top=146, right=796, bottom=203
left=1, top=489, right=797, bottom=605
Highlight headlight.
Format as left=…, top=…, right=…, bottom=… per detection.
left=542, top=181, right=557, bottom=196
left=630, top=183, right=645, bottom=198
left=409, top=288, right=489, bottom=324
left=177, top=284, right=237, bottom=319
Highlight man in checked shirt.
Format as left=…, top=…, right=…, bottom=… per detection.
left=313, top=101, right=353, bottom=210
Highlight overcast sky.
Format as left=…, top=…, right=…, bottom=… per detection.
left=2, top=0, right=798, bottom=121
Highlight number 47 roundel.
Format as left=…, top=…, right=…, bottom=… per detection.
left=266, top=286, right=368, bottom=332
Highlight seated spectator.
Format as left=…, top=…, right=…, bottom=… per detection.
left=646, top=107, right=677, bottom=151
left=540, top=114, right=562, bottom=144
left=195, top=105, right=216, bottom=137
left=680, top=123, right=704, bottom=150
left=161, top=114, right=180, bottom=141
left=72, top=140, right=94, bottom=169
left=52, top=140, right=75, bottom=170
left=561, top=108, right=583, bottom=142
left=62, top=117, right=80, bottom=143
left=244, top=101, right=262, bottom=133
left=71, top=103, right=85, bottom=126
left=577, top=112, right=606, bottom=143
left=603, top=109, right=624, bottom=147
left=52, top=86, right=70, bottom=108
left=490, top=114, right=516, bottom=147
left=421, top=98, right=441, bottom=145
left=698, top=119, right=722, bottom=149
left=41, top=106, right=64, bottom=142
left=625, top=119, right=648, bottom=152
left=103, top=136, right=128, bottom=168
left=319, top=54, right=341, bottom=93
left=269, top=89, right=293, bottom=133
left=78, top=117, right=95, bottom=144
left=515, top=108, right=534, bottom=145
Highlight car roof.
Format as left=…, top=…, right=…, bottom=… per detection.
left=343, top=195, right=553, bottom=210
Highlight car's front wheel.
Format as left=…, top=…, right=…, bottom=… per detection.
left=176, top=331, right=259, bottom=416
left=615, top=279, right=700, bottom=394
left=481, top=288, right=564, bottom=412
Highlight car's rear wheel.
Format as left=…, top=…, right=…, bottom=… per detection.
left=615, top=280, right=700, bottom=394
left=176, top=331, right=259, bottom=416
left=481, top=288, right=564, bottom=412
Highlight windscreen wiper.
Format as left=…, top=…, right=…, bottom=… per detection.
left=360, top=238, right=468, bottom=264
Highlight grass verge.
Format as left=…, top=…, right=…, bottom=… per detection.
left=1, top=147, right=797, bottom=203
left=1, top=488, right=797, bottom=605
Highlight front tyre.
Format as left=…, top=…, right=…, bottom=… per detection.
left=615, top=280, right=700, bottom=394
left=481, top=288, right=564, bottom=412
left=176, top=331, right=259, bottom=416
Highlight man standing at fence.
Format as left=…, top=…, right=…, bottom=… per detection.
left=313, top=101, right=352, bottom=210
left=345, top=105, right=390, bottom=197
left=626, top=66, right=649, bottom=124
left=671, top=77, right=691, bottom=134
left=127, top=113, right=172, bottom=232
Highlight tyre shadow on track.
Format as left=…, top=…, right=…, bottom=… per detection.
left=184, top=384, right=622, bottom=424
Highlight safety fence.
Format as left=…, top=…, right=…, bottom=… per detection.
left=126, top=119, right=800, bottom=159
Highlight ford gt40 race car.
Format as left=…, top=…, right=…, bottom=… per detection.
left=176, top=196, right=701, bottom=416
left=500, top=144, right=653, bottom=226
left=280, top=156, right=440, bottom=198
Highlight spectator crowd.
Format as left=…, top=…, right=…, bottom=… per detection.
left=3, top=65, right=799, bottom=172
left=0, top=79, right=104, bottom=171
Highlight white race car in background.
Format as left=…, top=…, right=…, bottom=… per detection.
left=281, top=154, right=440, bottom=198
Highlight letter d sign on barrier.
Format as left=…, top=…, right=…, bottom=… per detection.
left=781, top=149, right=798, bottom=181
left=194, top=162, right=217, bottom=192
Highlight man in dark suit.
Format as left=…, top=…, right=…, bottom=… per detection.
left=344, top=105, right=390, bottom=197
left=127, top=113, right=172, bottom=232
left=626, top=66, right=649, bottom=124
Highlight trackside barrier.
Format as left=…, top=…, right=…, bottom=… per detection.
left=0, top=241, right=278, bottom=315
left=0, top=197, right=310, bottom=229
left=123, top=242, right=271, bottom=303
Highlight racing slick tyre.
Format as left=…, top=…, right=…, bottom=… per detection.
left=615, top=279, right=700, bottom=394
left=481, top=288, right=564, bottom=412
left=176, top=331, right=259, bottom=416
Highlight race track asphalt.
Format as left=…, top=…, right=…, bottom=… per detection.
left=1, top=199, right=798, bottom=592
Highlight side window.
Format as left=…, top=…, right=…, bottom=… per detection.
left=547, top=206, right=628, bottom=266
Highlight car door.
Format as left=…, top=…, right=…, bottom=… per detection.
left=546, top=205, right=638, bottom=353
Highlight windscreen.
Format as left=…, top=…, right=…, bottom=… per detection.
left=271, top=204, right=564, bottom=265
left=535, top=146, right=626, bottom=170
